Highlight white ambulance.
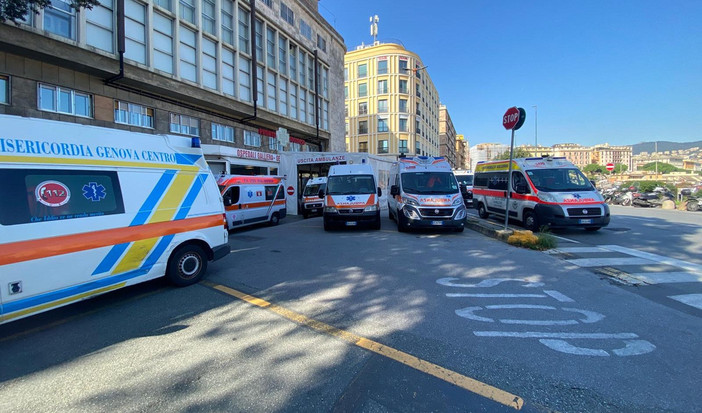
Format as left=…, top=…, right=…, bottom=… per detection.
left=321, top=163, right=381, bottom=231
left=388, top=156, right=466, bottom=232
left=217, top=175, right=286, bottom=229
left=473, top=156, right=610, bottom=231
left=300, top=176, right=327, bottom=218
left=0, top=115, right=229, bottom=324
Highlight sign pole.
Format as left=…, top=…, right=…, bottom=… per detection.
left=504, top=128, right=515, bottom=231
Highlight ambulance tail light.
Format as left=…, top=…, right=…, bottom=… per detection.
left=222, top=213, right=228, bottom=229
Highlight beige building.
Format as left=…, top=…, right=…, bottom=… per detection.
left=439, top=105, right=457, bottom=167
left=455, top=134, right=469, bottom=170
left=591, top=143, right=633, bottom=171
left=1, top=0, right=345, bottom=175
left=344, top=42, right=440, bottom=157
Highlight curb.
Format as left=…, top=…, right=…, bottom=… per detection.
left=464, top=217, right=514, bottom=241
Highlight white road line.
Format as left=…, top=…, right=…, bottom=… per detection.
left=543, top=290, right=575, bottom=302
left=473, top=332, right=639, bottom=339
left=551, top=247, right=611, bottom=254
left=446, top=294, right=547, bottom=298
left=566, top=257, right=655, bottom=267
left=669, top=294, right=702, bottom=310
left=600, top=245, right=702, bottom=273
left=630, top=272, right=702, bottom=284
left=550, top=234, right=580, bottom=244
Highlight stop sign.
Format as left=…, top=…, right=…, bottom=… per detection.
left=287, top=186, right=295, bottom=196
left=606, top=163, right=615, bottom=171
left=503, top=107, right=520, bottom=130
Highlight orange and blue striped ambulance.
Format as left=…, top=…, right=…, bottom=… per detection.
left=0, top=115, right=229, bottom=324
left=322, top=163, right=381, bottom=231
left=217, top=175, right=287, bottom=229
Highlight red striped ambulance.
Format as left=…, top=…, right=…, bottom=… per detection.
left=217, top=175, right=286, bottom=229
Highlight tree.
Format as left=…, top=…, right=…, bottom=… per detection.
left=613, top=163, right=628, bottom=173
left=583, top=163, right=605, bottom=175
left=0, top=0, right=99, bottom=24
left=492, top=148, right=532, bottom=160
left=640, top=162, right=683, bottom=174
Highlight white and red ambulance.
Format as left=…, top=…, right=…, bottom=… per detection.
left=217, top=175, right=286, bottom=230
left=321, top=164, right=381, bottom=231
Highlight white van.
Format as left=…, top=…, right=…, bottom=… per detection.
left=217, top=175, right=286, bottom=229
left=300, top=176, right=327, bottom=218
left=453, top=169, right=475, bottom=208
left=0, top=115, right=229, bottom=324
left=473, top=156, right=610, bottom=231
left=321, top=163, right=381, bottom=231
left=388, top=156, right=466, bottom=232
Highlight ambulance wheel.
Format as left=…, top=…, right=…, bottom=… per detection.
left=371, top=215, right=381, bottom=230
left=585, top=227, right=601, bottom=232
left=302, top=211, right=309, bottom=219
left=269, top=212, right=280, bottom=226
left=167, top=244, right=207, bottom=287
left=687, top=200, right=699, bottom=212
left=323, top=217, right=332, bottom=231
left=523, top=210, right=538, bottom=232
left=388, top=206, right=394, bottom=221
left=477, top=203, right=489, bottom=219
left=455, top=226, right=464, bottom=233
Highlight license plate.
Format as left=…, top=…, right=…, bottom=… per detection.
left=345, top=221, right=357, bottom=226
left=431, top=221, right=443, bottom=226
left=579, top=218, right=593, bottom=224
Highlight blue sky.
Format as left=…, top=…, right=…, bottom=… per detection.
left=319, top=0, right=702, bottom=148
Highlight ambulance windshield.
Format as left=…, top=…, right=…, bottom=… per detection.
left=326, top=175, right=375, bottom=195
left=526, top=168, right=594, bottom=192
left=401, top=172, right=459, bottom=195
left=303, top=183, right=326, bottom=196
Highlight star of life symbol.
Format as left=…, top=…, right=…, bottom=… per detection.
left=346, top=196, right=356, bottom=202
left=82, top=182, right=107, bottom=202
left=572, top=194, right=582, bottom=199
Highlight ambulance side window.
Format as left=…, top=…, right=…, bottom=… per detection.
left=224, top=187, right=240, bottom=205
left=276, top=185, right=285, bottom=200
left=265, top=185, right=277, bottom=201
left=512, top=172, right=529, bottom=193
left=487, top=172, right=508, bottom=191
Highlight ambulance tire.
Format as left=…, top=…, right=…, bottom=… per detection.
left=302, top=210, right=309, bottom=219
left=371, top=215, right=381, bottom=230
left=167, top=244, right=208, bottom=287
left=388, top=206, right=394, bottom=221
left=477, top=203, right=489, bottom=219
left=523, top=210, right=538, bottom=232
left=323, top=217, right=332, bottom=231
left=269, top=212, right=280, bottom=226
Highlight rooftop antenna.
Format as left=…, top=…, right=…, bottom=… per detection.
left=370, top=15, right=379, bottom=43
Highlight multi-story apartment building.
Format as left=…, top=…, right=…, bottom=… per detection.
left=469, top=143, right=509, bottom=171
left=455, top=134, right=469, bottom=170
left=439, top=105, right=457, bottom=167
left=344, top=42, right=440, bottom=157
left=0, top=0, right=344, bottom=175
left=591, top=143, right=633, bottom=171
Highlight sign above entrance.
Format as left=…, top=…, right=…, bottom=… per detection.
left=296, top=154, right=347, bottom=165
left=235, top=148, right=280, bottom=163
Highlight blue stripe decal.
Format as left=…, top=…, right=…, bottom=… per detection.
left=175, top=173, right=207, bottom=220
left=92, top=170, right=177, bottom=276
left=175, top=153, right=202, bottom=166
left=5, top=268, right=151, bottom=315
left=141, top=234, right=175, bottom=270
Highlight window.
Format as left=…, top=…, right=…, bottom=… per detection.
left=154, top=0, right=171, bottom=11
left=415, top=141, right=421, bottom=155
left=399, top=117, right=408, bottom=132
left=344, top=105, right=348, bottom=117
left=289, top=44, right=297, bottom=79
left=399, top=99, right=407, bottom=113
left=266, top=27, right=276, bottom=69
left=212, top=123, right=235, bottom=143
left=358, top=83, right=367, bottom=97
left=254, top=19, right=264, bottom=63
left=279, top=79, right=288, bottom=116
left=153, top=12, right=174, bottom=74
left=0, top=169, right=125, bottom=226
left=299, top=51, right=306, bottom=86
left=170, top=114, right=200, bottom=136
left=358, top=120, right=368, bottom=134
left=399, top=140, right=408, bottom=154
left=38, top=84, right=92, bottom=117
left=44, top=0, right=76, bottom=39
left=239, top=56, right=252, bottom=101
left=280, top=2, right=294, bottom=25
left=300, top=19, right=312, bottom=40
left=278, top=36, right=288, bottom=76
left=259, top=0, right=272, bottom=7
left=399, top=59, right=408, bottom=73
left=378, top=59, right=388, bottom=75
left=202, top=38, right=217, bottom=89
left=317, top=34, right=326, bottom=52
left=357, top=63, right=367, bottom=78
left=307, top=55, right=314, bottom=89
left=307, top=91, right=314, bottom=124
left=290, top=84, right=297, bottom=119
left=179, top=26, right=197, bottom=82
left=86, top=0, right=114, bottom=52
left=222, top=48, right=236, bottom=97
left=267, top=71, right=277, bottom=111
left=323, top=100, right=328, bottom=130
left=378, top=99, right=388, bottom=113
left=358, top=142, right=368, bottom=152
left=344, top=85, right=348, bottom=99
left=0, top=75, right=8, bottom=104
left=256, top=65, right=265, bottom=106
left=377, top=118, right=388, bottom=133
left=124, top=0, right=146, bottom=64
left=399, top=79, right=408, bottom=94
left=300, top=90, right=306, bottom=121
left=377, top=79, right=388, bottom=94
left=358, top=102, right=368, bottom=115
left=221, top=0, right=234, bottom=45
left=179, top=0, right=195, bottom=24
left=244, top=130, right=262, bottom=147
left=202, top=0, right=216, bottom=34
left=269, top=136, right=279, bottom=151
left=378, top=140, right=388, bottom=154
left=114, top=100, right=154, bottom=128
left=344, top=67, right=348, bottom=81
left=238, top=7, right=250, bottom=53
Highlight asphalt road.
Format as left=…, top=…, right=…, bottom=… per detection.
left=1, top=212, right=701, bottom=412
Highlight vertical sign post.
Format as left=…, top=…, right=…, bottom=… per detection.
left=502, top=107, right=526, bottom=231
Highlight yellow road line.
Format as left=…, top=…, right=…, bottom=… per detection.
left=204, top=281, right=524, bottom=410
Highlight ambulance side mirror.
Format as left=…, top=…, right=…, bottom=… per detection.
left=390, top=185, right=399, bottom=196
left=318, top=189, right=325, bottom=198
left=460, top=184, right=468, bottom=196
left=377, top=187, right=382, bottom=197
left=589, top=179, right=597, bottom=189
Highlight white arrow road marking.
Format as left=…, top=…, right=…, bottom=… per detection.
left=455, top=306, right=494, bottom=322
left=437, top=277, right=544, bottom=288
left=611, top=340, right=657, bottom=356
left=538, top=339, right=610, bottom=356
left=456, top=305, right=605, bottom=325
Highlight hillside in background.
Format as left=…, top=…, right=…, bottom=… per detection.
left=632, top=141, right=702, bottom=155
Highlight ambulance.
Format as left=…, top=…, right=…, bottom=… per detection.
left=217, top=175, right=286, bottom=229
left=321, top=163, right=381, bottom=231
left=0, top=115, right=229, bottom=324
left=300, top=176, right=327, bottom=218
left=388, top=156, right=466, bottom=232
left=473, top=156, right=610, bottom=231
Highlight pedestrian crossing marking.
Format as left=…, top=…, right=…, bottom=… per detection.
left=669, top=294, right=702, bottom=311
left=630, top=272, right=702, bottom=285
left=566, top=257, right=655, bottom=267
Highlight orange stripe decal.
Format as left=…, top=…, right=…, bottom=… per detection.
left=0, top=214, right=223, bottom=266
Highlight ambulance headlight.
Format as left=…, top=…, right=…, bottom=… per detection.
left=324, top=206, right=337, bottom=213
left=455, top=207, right=466, bottom=220
left=402, top=197, right=419, bottom=206
left=452, top=197, right=462, bottom=206
left=537, top=192, right=557, bottom=203
left=364, top=204, right=378, bottom=212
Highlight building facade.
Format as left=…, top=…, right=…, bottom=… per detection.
left=344, top=42, right=440, bottom=158
left=591, top=143, right=633, bottom=171
left=455, top=134, right=468, bottom=170
left=0, top=0, right=345, bottom=175
left=439, top=105, right=457, bottom=167
left=469, top=143, right=509, bottom=171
